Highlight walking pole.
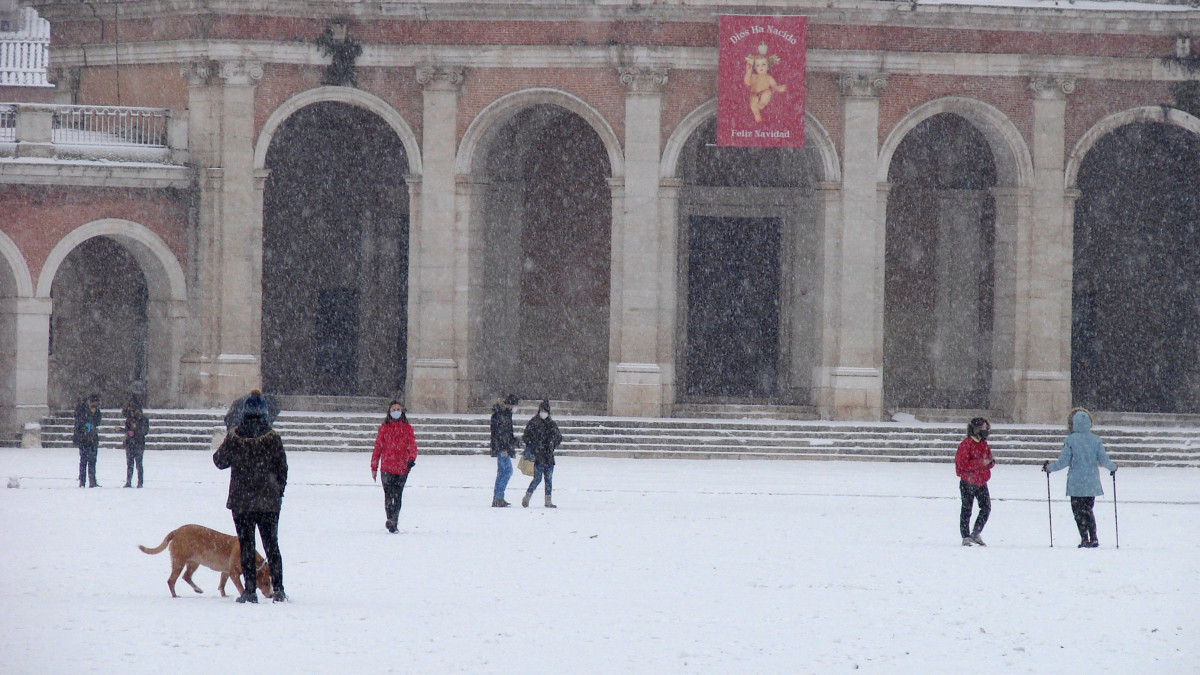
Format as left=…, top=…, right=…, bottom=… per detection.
left=1046, top=469, right=1054, bottom=548
left=1112, top=472, right=1119, bottom=549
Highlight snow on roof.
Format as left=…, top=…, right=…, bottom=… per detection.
left=0, top=7, right=51, bottom=88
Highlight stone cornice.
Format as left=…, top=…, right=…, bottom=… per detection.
left=42, top=42, right=1195, bottom=83
left=26, top=0, right=1200, bottom=35
left=415, top=65, right=465, bottom=92
left=618, top=66, right=668, bottom=94
left=0, top=159, right=191, bottom=189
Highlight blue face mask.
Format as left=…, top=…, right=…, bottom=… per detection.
left=390, top=410, right=403, bottom=420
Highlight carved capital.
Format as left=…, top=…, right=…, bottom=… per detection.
left=47, top=66, right=80, bottom=90
left=416, top=65, right=465, bottom=92
left=618, top=66, right=668, bottom=94
left=1027, top=73, right=1076, bottom=100
left=217, top=60, right=264, bottom=86
left=837, top=72, right=889, bottom=98
left=180, top=60, right=215, bottom=87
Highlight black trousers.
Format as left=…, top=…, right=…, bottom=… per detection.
left=1070, top=496, right=1098, bottom=543
left=381, top=471, right=409, bottom=523
left=77, top=444, right=98, bottom=486
left=959, top=480, right=991, bottom=538
left=232, top=510, right=283, bottom=595
left=125, top=448, right=144, bottom=486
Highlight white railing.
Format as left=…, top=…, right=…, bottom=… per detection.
left=0, top=8, right=52, bottom=88
left=0, top=104, right=14, bottom=143
left=53, top=105, right=169, bottom=147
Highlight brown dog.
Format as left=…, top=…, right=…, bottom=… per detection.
left=139, top=524, right=273, bottom=599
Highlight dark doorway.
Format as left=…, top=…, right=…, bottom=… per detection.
left=49, top=237, right=148, bottom=407
left=262, top=101, right=409, bottom=397
left=1072, top=121, right=1200, bottom=413
left=476, top=104, right=611, bottom=402
left=685, top=216, right=781, bottom=399
left=883, top=113, right=996, bottom=409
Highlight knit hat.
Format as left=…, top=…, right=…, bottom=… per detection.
left=504, top=394, right=520, bottom=406
left=538, top=399, right=551, bottom=415
left=242, top=389, right=269, bottom=419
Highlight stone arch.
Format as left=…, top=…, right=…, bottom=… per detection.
left=0, top=230, right=34, bottom=298
left=456, top=88, right=624, bottom=177
left=1066, top=106, right=1200, bottom=190
left=37, top=219, right=185, bottom=301
left=37, top=219, right=187, bottom=407
left=878, top=97, right=1032, bottom=189
left=661, top=98, right=841, bottom=183
left=254, top=86, right=423, bottom=174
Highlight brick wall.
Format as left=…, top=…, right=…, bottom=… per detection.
left=0, top=185, right=188, bottom=284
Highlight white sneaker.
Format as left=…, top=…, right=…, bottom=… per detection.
left=962, top=537, right=973, bottom=546
left=970, top=534, right=987, bottom=547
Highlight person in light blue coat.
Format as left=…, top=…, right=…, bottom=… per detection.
left=1043, top=408, right=1117, bottom=548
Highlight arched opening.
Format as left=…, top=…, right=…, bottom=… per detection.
left=48, top=237, right=148, bottom=408
left=884, top=113, right=997, bottom=410
left=262, top=101, right=410, bottom=397
left=0, top=257, right=23, bottom=430
left=1072, top=121, right=1200, bottom=413
left=473, top=103, right=612, bottom=402
left=675, top=117, right=819, bottom=401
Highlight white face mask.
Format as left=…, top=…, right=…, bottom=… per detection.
left=538, top=411, right=548, bottom=419
left=390, top=410, right=403, bottom=420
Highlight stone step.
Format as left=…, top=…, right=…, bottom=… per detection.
left=26, top=409, right=1200, bottom=468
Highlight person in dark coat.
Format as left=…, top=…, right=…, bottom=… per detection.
left=121, top=398, right=150, bottom=488
left=370, top=400, right=419, bottom=533
left=73, top=394, right=102, bottom=488
left=955, top=417, right=995, bottom=546
left=1043, top=408, right=1117, bottom=548
left=214, top=390, right=288, bottom=603
left=223, top=391, right=280, bottom=431
left=521, top=399, right=562, bottom=508
left=490, top=394, right=520, bottom=507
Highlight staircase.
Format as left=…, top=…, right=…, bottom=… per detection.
left=26, top=409, right=1200, bottom=468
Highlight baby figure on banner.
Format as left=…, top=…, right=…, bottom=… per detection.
left=744, top=43, right=787, bottom=123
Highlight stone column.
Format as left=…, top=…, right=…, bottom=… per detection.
left=611, top=66, right=668, bottom=417
left=820, top=72, right=888, bottom=420
left=209, top=61, right=265, bottom=401
left=9, top=297, right=51, bottom=430
left=989, top=186, right=1032, bottom=418
left=408, top=65, right=464, bottom=412
left=657, top=177, right=683, bottom=414
left=1014, top=74, right=1075, bottom=423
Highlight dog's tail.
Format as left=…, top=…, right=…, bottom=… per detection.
left=138, top=529, right=174, bottom=555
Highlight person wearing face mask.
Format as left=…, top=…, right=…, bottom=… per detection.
left=955, top=417, right=995, bottom=546
left=370, top=400, right=419, bottom=533
left=521, top=399, right=562, bottom=508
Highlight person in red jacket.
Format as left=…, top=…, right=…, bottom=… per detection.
left=955, top=417, right=995, bottom=547
left=371, top=401, right=419, bottom=533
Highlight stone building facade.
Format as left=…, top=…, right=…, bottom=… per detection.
left=0, top=0, right=1198, bottom=432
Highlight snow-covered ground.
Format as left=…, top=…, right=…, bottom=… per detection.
left=1, top=448, right=1196, bottom=674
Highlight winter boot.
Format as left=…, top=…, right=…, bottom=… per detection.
left=385, top=519, right=397, bottom=533
left=492, top=498, right=502, bottom=507
left=961, top=537, right=973, bottom=546
left=545, top=495, right=556, bottom=509
left=273, top=589, right=288, bottom=603
left=236, top=590, right=258, bottom=604
left=521, top=491, right=532, bottom=508
left=970, top=534, right=986, bottom=547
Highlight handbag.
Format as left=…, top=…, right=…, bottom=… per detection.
left=517, top=457, right=535, bottom=477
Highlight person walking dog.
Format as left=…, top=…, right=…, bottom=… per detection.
left=955, top=417, right=995, bottom=546
left=1043, top=408, right=1117, bottom=548
left=214, top=390, right=288, bottom=603
left=371, top=401, right=419, bottom=533
left=490, top=394, right=520, bottom=507
left=522, top=399, right=562, bottom=508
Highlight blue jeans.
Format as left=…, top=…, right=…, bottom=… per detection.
left=494, top=455, right=513, bottom=501
left=528, top=463, right=554, bottom=496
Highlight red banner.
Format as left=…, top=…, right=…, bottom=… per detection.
left=717, top=15, right=807, bottom=148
